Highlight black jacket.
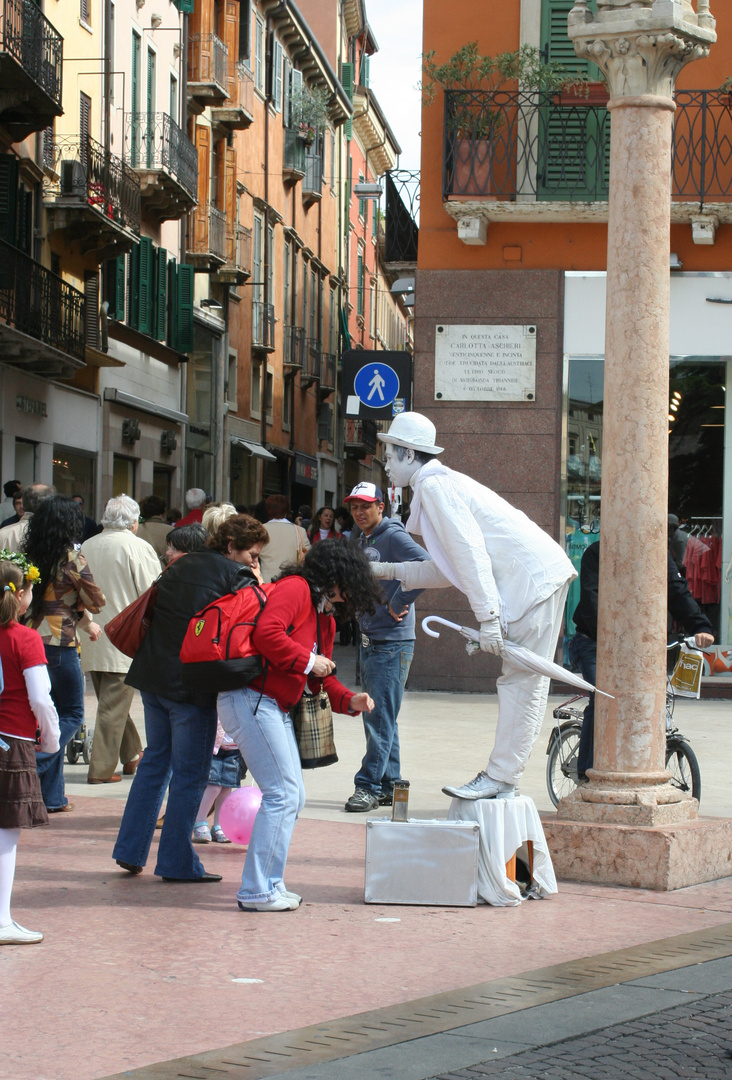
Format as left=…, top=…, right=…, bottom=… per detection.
left=572, top=542, right=713, bottom=642
left=126, top=550, right=255, bottom=705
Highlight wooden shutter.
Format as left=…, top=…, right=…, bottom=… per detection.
left=177, top=264, right=194, bottom=353
left=224, top=1, right=239, bottom=96
left=341, top=62, right=354, bottom=139
left=215, top=137, right=226, bottom=209
left=138, top=236, right=154, bottom=335
left=195, top=123, right=211, bottom=250
left=225, top=147, right=237, bottom=262
left=155, top=247, right=167, bottom=341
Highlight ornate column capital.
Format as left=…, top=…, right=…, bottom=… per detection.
left=568, top=1, right=716, bottom=99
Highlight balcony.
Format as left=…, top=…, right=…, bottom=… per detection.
left=186, top=202, right=226, bottom=269
left=385, top=170, right=419, bottom=266
left=283, top=127, right=307, bottom=183
left=442, top=89, right=732, bottom=240
left=0, top=0, right=62, bottom=140
left=43, top=135, right=141, bottom=260
left=283, top=324, right=306, bottom=370
left=320, top=352, right=336, bottom=397
left=303, top=152, right=322, bottom=207
left=252, top=301, right=275, bottom=351
left=211, top=63, right=254, bottom=130
left=0, top=237, right=85, bottom=378
left=188, top=33, right=228, bottom=114
left=216, top=223, right=252, bottom=286
left=300, top=337, right=321, bottom=388
left=125, top=112, right=198, bottom=221
left=344, top=418, right=377, bottom=457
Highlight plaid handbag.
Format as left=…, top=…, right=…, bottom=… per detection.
left=292, top=682, right=338, bottom=769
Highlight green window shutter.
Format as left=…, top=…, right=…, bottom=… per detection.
left=167, top=257, right=178, bottom=350
left=342, top=61, right=354, bottom=140
left=175, top=0, right=194, bottom=12
left=541, top=0, right=600, bottom=79
left=176, top=263, right=194, bottom=353
left=137, top=236, right=154, bottom=335
left=115, top=254, right=126, bottom=320
left=128, top=242, right=140, bottom=328
left=155, top=247, right=167, bottom=341
left=17, top=186, right=32, bottom=253
left=0, top=155, right=18, bottom=245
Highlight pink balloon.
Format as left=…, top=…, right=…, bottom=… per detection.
left=219, top=786, right=262, bottom=846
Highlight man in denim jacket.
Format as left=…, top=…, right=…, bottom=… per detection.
left=343, top=483, right=431, bottom=813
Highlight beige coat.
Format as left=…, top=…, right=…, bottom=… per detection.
left=137, top=516, right=170, bottom=562
left=0, top=513, right=30, bottom=552
left=79, top=528, right=161, bottom=673
left=259, top=520, right=310, bottom=583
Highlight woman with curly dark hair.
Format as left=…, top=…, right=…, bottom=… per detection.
left=218, top=539, right=381, bottom=911
left=22, top=497, right=105, bottom=811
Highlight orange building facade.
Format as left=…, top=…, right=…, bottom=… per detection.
left=412, top=0, right=732, bottom=691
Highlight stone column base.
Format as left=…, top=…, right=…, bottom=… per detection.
left=542, top=815, right=732, bottom=891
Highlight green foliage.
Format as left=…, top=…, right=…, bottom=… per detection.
left=422, top=42, right=589, bottom=105
left=289, top=85, right=331, bottom=131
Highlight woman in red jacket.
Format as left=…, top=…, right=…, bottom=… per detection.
left=218, top=540, right=380, bottom=912
left=308, top=506, right=339, bottom=544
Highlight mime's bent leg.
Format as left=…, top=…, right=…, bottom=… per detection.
left=487, top=583, right=569, bottom=785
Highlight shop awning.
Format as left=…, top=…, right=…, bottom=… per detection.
left=230, top=436, right=277, bottom=461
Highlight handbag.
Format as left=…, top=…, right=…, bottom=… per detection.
left=104, top=576, right=161, bottom=658
left=291, top=616, right=337, bottom=768
left=292, top=681, right=338, bottom=769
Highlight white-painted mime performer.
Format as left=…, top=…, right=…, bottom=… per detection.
left=372, top=412, right=577, bottom=800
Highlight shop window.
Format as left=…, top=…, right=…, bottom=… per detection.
left=152, top=465, right=172, bottom=509
left=113, top=455, right=136, bottom=498
left=53, top=448, right=95, bottom=514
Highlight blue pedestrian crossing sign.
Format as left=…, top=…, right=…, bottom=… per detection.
left=342, top=351, right=412, bottom=420
left=354, top=362, right=400, bottom=409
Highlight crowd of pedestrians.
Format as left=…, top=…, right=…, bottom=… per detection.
left=0, top=483, right=387, bottom=941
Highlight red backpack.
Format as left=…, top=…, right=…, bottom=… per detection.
left=180, top=580, right=275, bottom=692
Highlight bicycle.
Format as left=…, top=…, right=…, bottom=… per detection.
left=546, top=637, right=701, bottom=807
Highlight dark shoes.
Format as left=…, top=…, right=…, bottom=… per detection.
left=377, top=791, right=393, bottom=806
left=123, top=752, right=143, bottom=775
left=116, top=860, right=143, bottom=875
left=88, top=775, right=122, bottom=784
left=345, top=788, right=380, bottom=813
left=161, top=872, right=222, bottom=883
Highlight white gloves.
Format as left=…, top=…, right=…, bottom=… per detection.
left=479, top=619, right=504, bottom=656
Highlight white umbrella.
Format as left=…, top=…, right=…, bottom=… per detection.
left=421, top=616, right=614, bottom=699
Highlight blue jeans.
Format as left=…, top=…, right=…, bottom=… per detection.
left=218, top=686, right=305, bottom=904
left=356, top=640, right=414, bottom=796
left=36, top=646, right=84, bottom=810
left=569, top=633, right=597, bottom=778
left=113, top=693, right=216, bottom=879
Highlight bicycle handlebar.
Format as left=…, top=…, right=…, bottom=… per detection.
left=667, top=637, right=702, bottom=651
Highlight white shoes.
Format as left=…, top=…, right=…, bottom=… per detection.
left=442, top=771, right=516, bottom=801
left=238, top=895, right=299, bottom=912
left=279, top=888, right=302, bottom=904
left=0, top=920, right=44, bottom=945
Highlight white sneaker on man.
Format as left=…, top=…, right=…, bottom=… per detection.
left=238, top=895, right=299, bottom=912
left=0, top=920, right=44, bottom=945
left=442, top=771, right=516, bottom=800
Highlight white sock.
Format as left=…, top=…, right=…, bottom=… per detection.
left=196, top=785, right=222, bottom=823
left=0, top=827, right=20, bottom=927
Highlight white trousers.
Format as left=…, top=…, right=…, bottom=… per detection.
left=487, top=582, right=570, bottom=784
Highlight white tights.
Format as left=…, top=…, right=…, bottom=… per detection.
left=196, top=785, right=233, bottom=827
left=0, top=827, right=20, bottom=927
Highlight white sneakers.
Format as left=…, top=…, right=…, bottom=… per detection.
left=0, top=920, right=44, bottom=945
left=442, top=771, right=516, bottom=801
left=238, top=887, right=302, bottom=912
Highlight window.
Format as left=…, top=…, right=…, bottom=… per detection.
left=169, top=74, right=178, bottom=124
left=272, top=39, right=283, bottom=112
left=301, top=258, right=308, bottom=329
left=266, top=220, right=275, bottom=312
left=282, top=369, right=292, bottom=432
left=254, top=14, right=265, bottom=93
left=330, top=129, right=335, bottom=191
left=356, top=249, right=364, bottom=318
left=227, top=349, right=238, bottom=406
left=287, top=67, right=303, bottom=129
left=369, top=280, right=375, bottom=339
left=113, top=456, right=136, bottom=498
left=341, top=61, right=354, bottom=139
left=80, top=0, right=91, bottom=27
left=329, top=288, right=337, bottom=354
left=251, top=361, right=262, bottom=417
left=80, top=92, right=91, bottom=149
left=265, top=365, right=274, bottom=424
left=309, top=268, right=316, bottom=339
left=104, top=246, right=193, bottom=351
left=239, top=0, right=251, bottom=64
left=252, top=212, right=263, bottom=307
left=110, top=3, right=115, bottom=102
left=283, top=238, right=291, bottom=323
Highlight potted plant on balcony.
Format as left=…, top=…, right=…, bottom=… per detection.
left=289, top=85, right=330, bottom=147
left=422, top=43, right=589, bottom=196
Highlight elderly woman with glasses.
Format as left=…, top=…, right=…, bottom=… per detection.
left=218, top=540, right=381, bottom=912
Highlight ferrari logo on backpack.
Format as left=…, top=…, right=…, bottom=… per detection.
left=194, top=619, right=206, bottom=637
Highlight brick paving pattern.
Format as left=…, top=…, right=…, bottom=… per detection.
left=430, top=991, right=732, bottom=1080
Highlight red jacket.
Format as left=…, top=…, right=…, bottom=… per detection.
left=174, top=507, right=204, bottom=528
left=310, top=528, right=340, bottom=545
left=250, top=575, right=355, bottom=714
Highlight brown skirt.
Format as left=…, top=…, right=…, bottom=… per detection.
left=0, top=735, right=49, bottom=829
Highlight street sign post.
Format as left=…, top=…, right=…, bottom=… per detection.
left=341, top=350, right=412, bottom=419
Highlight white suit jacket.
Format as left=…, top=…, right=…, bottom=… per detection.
left=402, top=461, right=576, bottom=626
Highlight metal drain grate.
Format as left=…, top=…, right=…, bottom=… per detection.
left=100, top=922, right=732, bottom=1080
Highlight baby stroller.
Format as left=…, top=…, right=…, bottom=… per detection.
left=66, top=722, right=93, bottom=765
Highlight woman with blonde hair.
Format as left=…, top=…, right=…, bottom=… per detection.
left=202, top=503, right=237, bottom=537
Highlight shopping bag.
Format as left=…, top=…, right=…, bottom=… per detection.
left=291, top=684, right=338, bottom=769
left=670, top=644, right=703, bottom=699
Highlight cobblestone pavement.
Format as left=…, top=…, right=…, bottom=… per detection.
left=432, top=991, right=732, bottom=1080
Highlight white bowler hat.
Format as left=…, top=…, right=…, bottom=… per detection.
left=377, top=412, right=444, bottom=455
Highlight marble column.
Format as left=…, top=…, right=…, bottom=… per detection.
left=543, top=2, right=728, bottom=888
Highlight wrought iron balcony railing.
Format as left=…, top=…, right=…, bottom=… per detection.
left=188, top=33, right=228, bottom=96
left=0, top=236, right=85, bottom=361
left=283, top=324, right=306, bottom=368
left=252, top=301, right=275, bottom=349
left=344, top=418, right=377, bottom=455
left=125, top=112, right=198, bottom=201
left=227, top=223, right=251, bottom=274
left=305, top=337, right=321, bottom=380
left=44, top=134, right=141, bottom=235
left=187, top=202, right=226, bottom=262
left=0, top=0, right=62, bottom=109
left=385, top=169, right=419, bottom=263
left=320, top=352, right=336, bottom=393
left=443, top=89, right=732, bottom=205
left=284, top=127, right=307, bottom=177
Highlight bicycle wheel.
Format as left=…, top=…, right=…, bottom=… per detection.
left=546, top=723, right=582, bottom=808
left=666, top=737, right=701, bottom=804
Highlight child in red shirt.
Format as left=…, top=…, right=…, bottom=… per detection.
left=0, top=553, right=60, bottom=946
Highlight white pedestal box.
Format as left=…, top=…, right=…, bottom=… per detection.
left=364, top=819, right=480, bottom=907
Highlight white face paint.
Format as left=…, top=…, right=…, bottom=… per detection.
left=384, top=445, right=417, bottom=488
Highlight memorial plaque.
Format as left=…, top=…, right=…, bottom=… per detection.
left=434, top=324, right=537, bottom=402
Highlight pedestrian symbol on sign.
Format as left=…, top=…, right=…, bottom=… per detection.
left=367, top=368, right=386, bottom=402
left=354, top=362, right=400, bottom=410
